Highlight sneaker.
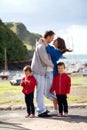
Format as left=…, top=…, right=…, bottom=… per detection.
left=38, top=111, right=51, bottom=117
left=48, top=110, right=58, bottom=116
left=25, top=114, right=30, bottom=118
left=64, top=113, right=68, bottom=117
left=46, top=110, right=50, bottom=113
left=29, top=114, right=35, bottom=118
left=58, top=113, right=63, bottom=117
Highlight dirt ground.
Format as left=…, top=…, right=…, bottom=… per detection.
left=0, top=107, right=87, bottom=130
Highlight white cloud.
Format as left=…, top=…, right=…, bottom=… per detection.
left=0, top=0, right=38, bottom=14
left=0, top=0, right=87, bottom=54
left=57, top=25, right=87, bottom=54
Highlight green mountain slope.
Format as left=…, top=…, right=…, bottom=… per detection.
left=0, top=19, right=28, bottom=63
left=5, top=22, right=42, bottom=49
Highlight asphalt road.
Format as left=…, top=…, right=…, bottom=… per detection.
left=0, top=107, right=87, bottom=130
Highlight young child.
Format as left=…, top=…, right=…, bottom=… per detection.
left=50, top=62, right=71, bottom=117
left=20, top=65, right=37, bottom=118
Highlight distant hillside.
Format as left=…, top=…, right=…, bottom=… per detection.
left=5, top=22, right=42, bottom=49
left=0, top=19, right=28, bottom=67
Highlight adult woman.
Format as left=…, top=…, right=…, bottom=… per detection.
left=45, top=37, right=72, bottom=115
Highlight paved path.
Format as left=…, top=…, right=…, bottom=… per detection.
left=0, top=106, right=87, bottom=130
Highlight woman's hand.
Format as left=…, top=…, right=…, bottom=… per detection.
left=61, top=48, right=73, bottom=53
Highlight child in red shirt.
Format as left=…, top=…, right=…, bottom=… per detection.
left=50, top=62, right=71, bottom=117
left=20, top=65, right=37, bottom=118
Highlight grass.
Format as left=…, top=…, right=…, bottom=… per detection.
left=24, top=43, right=33, bottom=50
left=71, top=74, right=87, bottom=87
left=68, top=95, right=87, bottom=103
left=0, top=74, right=87, bottom=105
left=0, top=81, right=23, bottom=105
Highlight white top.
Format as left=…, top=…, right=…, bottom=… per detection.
left=47, top=66, right=53, bottom=71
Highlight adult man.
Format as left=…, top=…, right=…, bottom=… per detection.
left=31, top=30, right=55, bottom=117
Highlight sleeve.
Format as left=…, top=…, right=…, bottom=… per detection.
left=66, top=75, right=71, bottom=94
left=46, top=45, right=62, bottom=62
left=20, top=77, right=25, bottom=87
left=38, top=44, right=54, bottom=68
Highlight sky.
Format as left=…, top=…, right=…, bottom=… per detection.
left=0, top=0, right=87, bottom=54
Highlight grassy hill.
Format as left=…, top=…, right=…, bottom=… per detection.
left=0, top=20, right=28, bottom=64
left=5, top=22, right=42, bottom=50
left=0, top=20, right=42, bottom=70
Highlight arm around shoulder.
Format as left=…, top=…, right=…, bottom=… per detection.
left=38, top=44, right=54, bottom=68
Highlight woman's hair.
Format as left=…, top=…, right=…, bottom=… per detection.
left=44, top=30, right=55, bottom=38
left=54, top=37, right=72, bottom=53
left=56, top=37, right=67, bottom=50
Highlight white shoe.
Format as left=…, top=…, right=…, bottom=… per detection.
left=48, top=110, right=58, bottom=116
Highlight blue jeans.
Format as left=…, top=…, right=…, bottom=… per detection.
left=33, top=73, right=46, bottom=115
left=45, top=71, right=56, bottom=100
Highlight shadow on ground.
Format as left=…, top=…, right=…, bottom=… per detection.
left=0, top=121, right=31, bottom=130
left=38, top=114, right=87, bottom=123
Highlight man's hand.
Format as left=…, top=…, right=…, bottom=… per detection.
left=38, top=38, right=44, bottom=43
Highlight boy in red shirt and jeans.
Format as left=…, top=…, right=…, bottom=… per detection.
left=20, top=65, right=37, bottom=118
left=50, top=62, right=71, bottom=117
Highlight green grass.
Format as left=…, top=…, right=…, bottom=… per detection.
left=0, top=74, right=87, bottom=105
left=68, top=95, right=87, bottom=103
left=24, top=43, right=33, bottom=50
left=0, top=81, right=23, bottom=105
left=71, top=76, right=87, bottom=87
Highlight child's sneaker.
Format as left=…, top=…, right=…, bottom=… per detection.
left=58, top=113, right=63, bottom=117
left=64, top=113, right=68, bottom=117
left=29, top=114, right=35, bottom=118
left=25, top=114, right=30, bottom=118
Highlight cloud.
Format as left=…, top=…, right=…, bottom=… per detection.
left=0, top=0, right=87, bottom=26
left=57, top=25, right=87, bottom=54
left=0, top=0, right=39, bottom=14
left=0, top=0, right=87, bottom=54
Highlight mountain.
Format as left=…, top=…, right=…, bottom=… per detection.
left=5, top=22, right=42, bottom=49
left=0, top=19, right=28, bottom=66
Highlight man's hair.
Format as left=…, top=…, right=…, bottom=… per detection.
left=57, top=62, right=65, bottom=68
left=23, top=65, right=32, bottom=72
left=44, top=30, right=55, bottom=38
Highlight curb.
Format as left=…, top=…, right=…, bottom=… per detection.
left=0, top=103, right=87, bottom=111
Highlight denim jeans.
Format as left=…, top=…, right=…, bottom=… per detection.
left=45, top=71, right=56, bottom=100
left=33, top=73, right=46, bottom=115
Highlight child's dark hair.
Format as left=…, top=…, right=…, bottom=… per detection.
left=23, top=65, right=32, bottom=72
left=57, top=62, right=65, bottom=68
left=44, top=30, right=55, bottom=38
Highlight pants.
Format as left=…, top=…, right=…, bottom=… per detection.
left=45, top=71, right=56, bottom=100
left=25, top=92, right=35, bottom=115
left=33, top=73, right=46, bottom=115
left=56, top=95, right=68, bottom=114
